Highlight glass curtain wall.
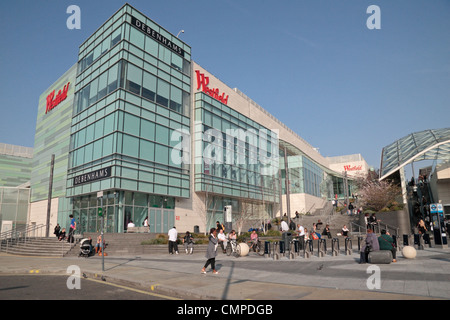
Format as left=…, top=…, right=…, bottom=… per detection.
left=71, top=190, right=175, bottom=233
left=194, top=92, right=279, bottom=203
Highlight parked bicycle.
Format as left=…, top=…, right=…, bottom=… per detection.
left=248, top=239, right=265, bottom=256
left=225, top=239, right=241, bottom=257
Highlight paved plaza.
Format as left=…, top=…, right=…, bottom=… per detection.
left=1, top=246, right=449, bottom=300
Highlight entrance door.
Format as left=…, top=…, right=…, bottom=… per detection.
left=148, top=208, right=174, bottom=233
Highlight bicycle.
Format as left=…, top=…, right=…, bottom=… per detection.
left=226, top=239, right=241, bottom=257
left=248, top=239, right=265, bottom=256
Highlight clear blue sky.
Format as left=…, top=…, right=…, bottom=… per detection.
left=0, top=0, right=449, bottom=170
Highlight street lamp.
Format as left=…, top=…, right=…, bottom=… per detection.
left=177, top=30, right=184, bottom=38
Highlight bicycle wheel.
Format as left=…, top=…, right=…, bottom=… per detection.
left=235, top=244, right=241, bottom=258
left=226, top=243, right=232, bottom=256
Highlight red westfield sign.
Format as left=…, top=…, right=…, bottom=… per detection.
left=46, top=82, right=70, bottom=114
left=195, top=70, right=228, bottom=105
left=344, top=165, right=363, bottom=171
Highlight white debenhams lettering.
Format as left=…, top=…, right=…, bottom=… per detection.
left=66, top=5, right=81, bottom=30
left=366, top=5, right=381, bottom=30
left=177, top=304, right=211, bottom=317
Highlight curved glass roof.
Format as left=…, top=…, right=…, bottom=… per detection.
left=379, top=128, right=450, bottom=180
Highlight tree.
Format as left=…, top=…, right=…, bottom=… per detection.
left=358, top=179, right=401, bottom=212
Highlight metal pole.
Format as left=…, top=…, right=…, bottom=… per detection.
left=101, top=196, right=104, bottom=272
left=45, top=154, right=55, bottom=238
left=283, top=147, right=291, bottom=219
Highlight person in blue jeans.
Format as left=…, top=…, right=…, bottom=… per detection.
left=68, top=214, right=76, bottom=243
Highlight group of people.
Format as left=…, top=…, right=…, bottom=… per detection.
left=364, top=213, right=380, bottom=231
left=53, top=214, right=77, bottom=243
left=359, top=228, right=397, bottom=263
left=291, top=220, right=350, bottom=242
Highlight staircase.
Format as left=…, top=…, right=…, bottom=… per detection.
left=1, top=237, right=75, bottom=257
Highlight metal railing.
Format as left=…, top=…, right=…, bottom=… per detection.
left=0, top=224, right=47, bottom=254
left=350, top=221, right=399, bottom=237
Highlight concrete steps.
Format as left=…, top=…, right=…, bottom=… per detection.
left=0, top=237, right=75, bottom=257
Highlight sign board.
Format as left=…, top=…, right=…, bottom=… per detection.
left=73, top=166, right=112, bottom=186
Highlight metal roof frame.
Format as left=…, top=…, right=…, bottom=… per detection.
left=379, top=128, right=450, bottom=180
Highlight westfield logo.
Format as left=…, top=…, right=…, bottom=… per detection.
left=344, top=165, right=362, bottom=171
left=46, top=82, right=70, bottom=114
left=195, top=70, right=228, bottom=105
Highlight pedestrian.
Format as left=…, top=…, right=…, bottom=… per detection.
left=68, top=214, right=76, bottom=243
left=417, top=219, right=427, bottom=234
left=348, top=202, right=354, bottom=215
left=143, top=217, right=149, bottom=228
left=289, top=219, right=296, bottom=231
left=218, top=229, right=227, bottom=253
left=281, top=219, right=289, bottom=232
left=341, top=225, right=349, bottom=237
left=364, top=213, right=370, bottom=229
left=183, top=231, right=194, bottom=254
left=201, top=228, right=219, bottom=274
left=168, top=226, right=179, bottom=254
left=322, top=224, right=332, bottom=239
left=53, top=224, right=61, bottom=238
left=369, top=213, right=379, bottom=232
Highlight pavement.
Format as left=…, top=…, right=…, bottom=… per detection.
left=1, top=246, right=449, bottom=300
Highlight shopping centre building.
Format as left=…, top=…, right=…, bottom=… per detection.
left=2, top=4, right=372, bottom=235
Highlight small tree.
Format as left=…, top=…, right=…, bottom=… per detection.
left=358, top=179, right=401, bottom=212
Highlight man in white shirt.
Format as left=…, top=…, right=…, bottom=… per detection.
left=297, top=224, right=305, bottom=250
left=168, top=226, right=178, bottom=254
left=298, top=224, right=305, bottom=236
left=281, top=220, right=289, bottom=232
left=127, top=220, right=135, bottom=228
left=218, top=229, right=227, bottom=253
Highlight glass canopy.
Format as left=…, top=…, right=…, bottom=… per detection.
left=379, top=128, right=450, bottom=180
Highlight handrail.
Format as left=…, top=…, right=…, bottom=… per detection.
left=350, top=221, right=399, bottom=237
left=0, top=224, right=47, bottom=253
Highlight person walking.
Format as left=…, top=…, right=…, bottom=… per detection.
left=201, top=228, right=219, bottom=274
left=168, top=226, right=179, bottom=254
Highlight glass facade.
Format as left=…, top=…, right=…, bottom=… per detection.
left=65, top=4, right=191, bottom=233
left=280, top=149, right=325, bottom=198
left=31, top=64, right=77, bottom=203
left=0, top=187, right=30, bottom=230
left=194, top=92, right=279, bottom=228
left=194, top=92, right=279, bottom=202
left=0, top=144, right=33, bottom=188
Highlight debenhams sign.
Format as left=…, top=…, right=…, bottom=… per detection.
left=130, top=16, right=185, bottom=57
left=73, top=167, right=112, bottom=186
